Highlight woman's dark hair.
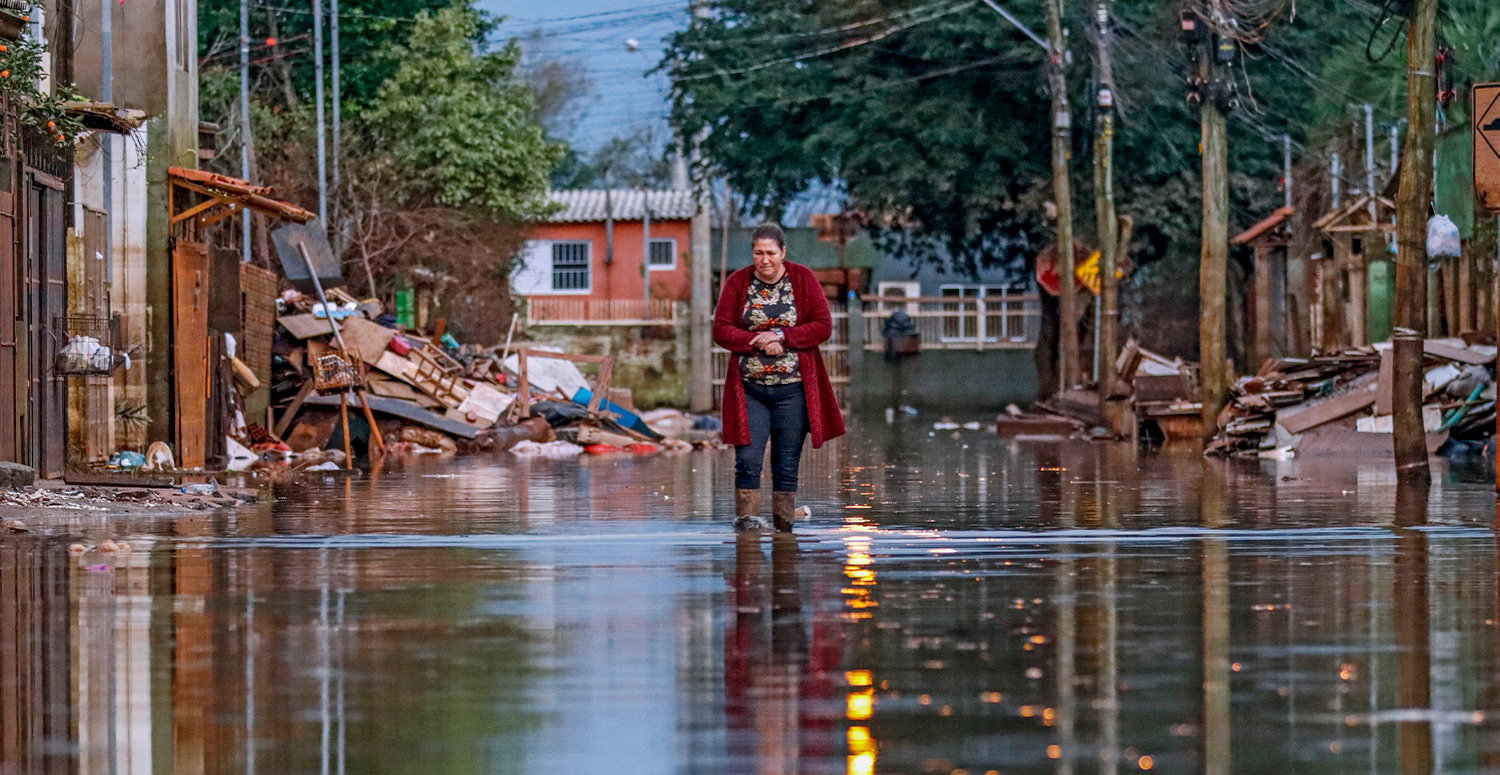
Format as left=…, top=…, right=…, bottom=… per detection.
left=750, top=222, right=785, bottom=249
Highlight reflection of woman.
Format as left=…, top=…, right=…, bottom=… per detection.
left=725, top=534, right=808, bottom=772
left=714, top=223, right=847, bottom=532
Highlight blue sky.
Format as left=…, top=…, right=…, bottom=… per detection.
left=480, top=1, right=684, bottom=153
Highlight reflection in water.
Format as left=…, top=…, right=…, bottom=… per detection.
left=1, top=425, right=1499, bottom=773
left=1395, top=479, right=1432, bottom=775
left=727, top=535, right=817, bottom=774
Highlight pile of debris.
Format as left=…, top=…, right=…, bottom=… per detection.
left=1001, top=339, right=1202, bottom=439
left=1209, top=338, right=1497, bottom=458
left=268, top=292, right=716, bottom=466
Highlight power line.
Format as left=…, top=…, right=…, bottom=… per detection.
left=678, top=0, right=980, bottom=82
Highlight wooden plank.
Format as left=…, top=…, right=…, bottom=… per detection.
left=1376, top=347, right=1394, bottom=415
left=373, top=350, right=416, bottom=382
left=278, top=314, right=333, bottom=340
left=64, top=471, right=174, bottom=488
left=273, top=379, right=315, bottom=438
left=575, top=426, right=639, bottom=447
left=367, top=378, right=424, bottom=402
left=1423, top=339, right=1494, bottom=364
left=303, top=394, right=480, bottom=439
left=1277, top=386, right=1377, bottom=435
left=338, top=317, right=397, bottom=365
left=173, top=241, right=210, bottom=469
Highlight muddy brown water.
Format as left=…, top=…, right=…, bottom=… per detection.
left=3, top=420, right=1500, bottom=774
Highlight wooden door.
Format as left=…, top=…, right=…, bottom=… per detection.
left=173, top=240, right=209, bottom=468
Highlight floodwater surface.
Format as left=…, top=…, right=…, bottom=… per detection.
left=4, top=419, right=1500, bottom=774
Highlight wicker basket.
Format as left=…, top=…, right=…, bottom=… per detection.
left=312, top=350, right=362, bottom=395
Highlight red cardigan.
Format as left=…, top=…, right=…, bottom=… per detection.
left=713, top=261, right=847, bottom=449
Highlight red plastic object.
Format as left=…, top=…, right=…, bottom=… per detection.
left=585, top=444, right=622, bottom=454
left=388, top=336, right=412, bottom=356
left=627, top=443, right=660, bottom=454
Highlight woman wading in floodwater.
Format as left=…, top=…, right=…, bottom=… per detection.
left=714, top=222, right=846, bottom=532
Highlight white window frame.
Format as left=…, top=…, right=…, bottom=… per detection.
left=647, top=237, right=677, bottom=270
left=938, top=284, right=1025, bottom=343
left=549, top=241, right=592, bottom=294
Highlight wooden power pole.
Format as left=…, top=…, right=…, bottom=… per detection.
left=1392, top=0, right=1437, bottom=480
left=1046, top=0, right=1079, bottom=391
left=1093, top=0, right=1119, bottom=421
left=1198, top=33, right=1230, bottom=439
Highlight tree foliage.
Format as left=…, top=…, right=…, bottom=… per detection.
left=663, top=0, right=1424, bottom=287
left=365, top=5, right=562, bottom=217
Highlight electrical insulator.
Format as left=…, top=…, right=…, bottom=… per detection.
left=1098, top=88, right=1113, bottom=109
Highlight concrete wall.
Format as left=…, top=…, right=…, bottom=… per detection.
left=73, top=127, right=150, bottom=450
left=71, top=0, right=196, bottom=117
left=848, top=349, right=1038, bottom=417
left=70, top=0, right=197, bottom=447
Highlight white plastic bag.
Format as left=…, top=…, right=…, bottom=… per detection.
left=1427, top=214, right=1461, bottom=259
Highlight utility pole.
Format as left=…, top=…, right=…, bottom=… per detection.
left=720, top=182, right=732, bottom=289
left=687, top=0, right=714, bottom=412
left=1331, top=152, right=1341, bottom=207
left=1283, top=134, right=1292, bottom=209
left=1392, top=0, right=1437, bottom=481
left=101, top=0, right=111, bottom=284
left=1197, top=33, right=1230, bottom=439
left=240, top=0, right=252, bottom=262
left=1045, top=0, right=1079, bottom=392
left=1389, top=124, right=1399, bottom=177
left=331, top=0, right=342, bottom=255
left=1093, top=0, right=1119, bottom=421
left=312, top=0, right=327, bottom=225
left=642, top=193, right=653, bottom=315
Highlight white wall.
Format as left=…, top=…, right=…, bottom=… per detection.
left=512, top=239, right=552, bottom=296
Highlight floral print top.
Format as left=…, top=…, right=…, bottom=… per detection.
left=739, top=273, right=801, bottom=385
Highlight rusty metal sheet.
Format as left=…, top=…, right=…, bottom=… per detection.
left=1474, top=82, right=1500, bottom=213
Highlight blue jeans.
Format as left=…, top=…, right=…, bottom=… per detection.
left=735, top=381, right=808, bottom=491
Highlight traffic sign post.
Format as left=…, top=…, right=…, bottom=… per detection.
left=1474, top=82, right=1500, bottom=212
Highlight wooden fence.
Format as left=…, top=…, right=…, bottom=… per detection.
left=527, top=298, right=678, bottom=326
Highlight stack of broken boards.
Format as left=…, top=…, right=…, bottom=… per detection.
left=277, top=311, right=516, bottom=443
left=1209, top=338, right=1498, bottom=459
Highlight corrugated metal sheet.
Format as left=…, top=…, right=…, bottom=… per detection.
left=545, top=189, right=697, bottom=223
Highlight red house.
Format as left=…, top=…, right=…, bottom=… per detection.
left=515, top=189, right=697, bottom=322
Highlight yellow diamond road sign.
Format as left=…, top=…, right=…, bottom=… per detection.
left=1475, top=82, right=1500, bottom=213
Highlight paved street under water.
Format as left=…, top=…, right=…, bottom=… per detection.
left=5, top=419, right=1500, bottom=774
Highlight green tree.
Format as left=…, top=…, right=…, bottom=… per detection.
left=365, top=4, right=563, bottom=218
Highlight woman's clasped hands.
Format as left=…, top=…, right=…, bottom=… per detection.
left=750, top=331, right=784, bottom=357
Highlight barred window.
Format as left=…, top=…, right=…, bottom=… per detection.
left=648, top=238, right=676, bottom=268
left=551, top=242, right=590, bottom=291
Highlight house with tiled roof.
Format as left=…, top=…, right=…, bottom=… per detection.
left=514, top=189, right=697, bottom=323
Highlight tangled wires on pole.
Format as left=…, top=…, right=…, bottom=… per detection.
left=1181, top=0, right=1295, bottom=45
